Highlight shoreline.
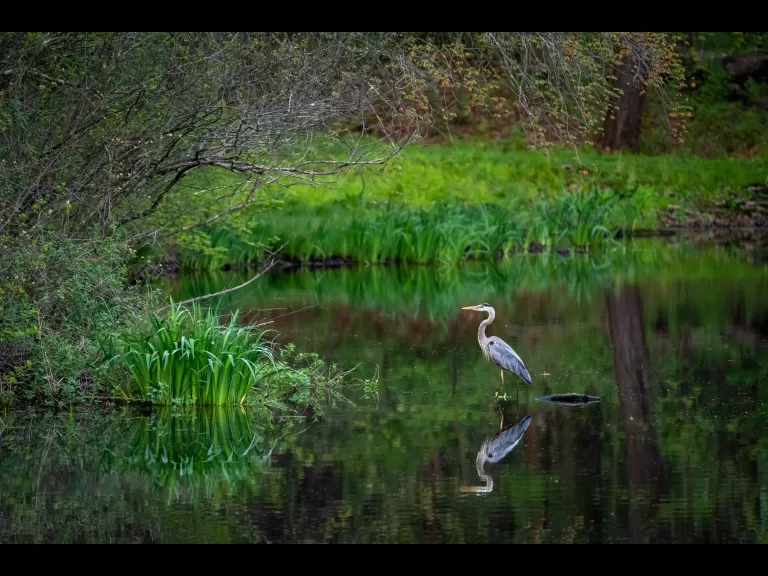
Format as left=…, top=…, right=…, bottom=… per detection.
left=147, top=225, right=768, bottom=279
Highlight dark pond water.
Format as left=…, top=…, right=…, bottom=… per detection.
left=3, top=240, right=768, bottom=543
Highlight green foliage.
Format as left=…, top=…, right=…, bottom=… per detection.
left=176, top=171, right=762, bottom=270
left=638, top=32, right=768, bottom=157
left=544, top=187, right=618, bottom=247
left=640, top=92, right=768, bottom=159
left=274, top=343, right=379, bottom=408
left=99, top=302, right=367, bottom=408
left=690, top=32, right=768, bottom=55
left=172, top=139, right=768, bottom=270
left=0, top=232, right=158, bottom=405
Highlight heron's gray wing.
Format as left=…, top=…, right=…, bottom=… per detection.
left=487, top=336, right=532, bottom=383
left=485, top=416, right=532, bottom=463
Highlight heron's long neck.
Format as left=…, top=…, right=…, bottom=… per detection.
left=460, top=452, right=494, bottom=493
left=461, top=475, right=493, bottom=493
left=476, top=451, right=493, bottom=489
left=478, top=307, right=495, bottom=346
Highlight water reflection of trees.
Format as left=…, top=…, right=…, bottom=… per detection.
left=606, top=285, right=667, bottom=543
left=251, top=281, right=768, bottom=543
left=233, top=268, right=768, bottom=542
left=605, top=281, right=768, bottom=543
left=164, top=242, right=767, bottom=325
left=4, top=257, right=768, bottom=542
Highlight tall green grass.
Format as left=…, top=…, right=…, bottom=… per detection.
left=178, top=187, right=651, bottom=270
left=545, top=187, right=618, bottom=248
left=99, top=302, right=376, bottom=407
left=99, top=303, right=281, bottom=405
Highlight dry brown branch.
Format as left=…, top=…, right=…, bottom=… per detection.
left=154, top=258, right=278, bottom=314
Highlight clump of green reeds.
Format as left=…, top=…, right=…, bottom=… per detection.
left=545, top=187, right=619, bottom=248
left=176, top=183, right=686, bottom=270
left=179, top=203, right=527, bottom=269
left=99, top=302, right=281, bottom=406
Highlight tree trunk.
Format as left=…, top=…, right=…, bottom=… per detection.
left=601, top=55, right=647, bottom=151
left=606, top=286, right=667, bottom=543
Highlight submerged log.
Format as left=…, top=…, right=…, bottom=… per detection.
left=536, top=393, right=600, bottom=406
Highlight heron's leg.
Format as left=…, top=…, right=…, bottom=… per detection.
left=497, top=399, right=504, bottom=431
left=496, top=369, right=504, bottom=397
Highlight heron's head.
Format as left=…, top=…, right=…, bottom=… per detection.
left=462, top=303, right=491, bottom=312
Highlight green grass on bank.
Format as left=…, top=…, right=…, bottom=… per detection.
left=98, top=302, right=374, bottom=407
left=169, top=138, right=768, bottom=270
left=178, top=192, right=641, bottom=270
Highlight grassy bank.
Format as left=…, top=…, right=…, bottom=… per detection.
left=172, top=139, right=768, bottom=270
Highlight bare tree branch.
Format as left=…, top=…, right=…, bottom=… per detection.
left=0, top=32, right=688, bottom=243
left=154, top=257, right=279, bottom=314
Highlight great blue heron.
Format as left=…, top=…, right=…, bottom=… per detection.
left=462, top=303, right=532, bottom=402
left=460, top=415, right=532, bottom=494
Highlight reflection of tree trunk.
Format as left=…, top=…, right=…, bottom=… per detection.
left=451, top=317, right=459, bottom=398
left=426, top=447, right=443, bottom=543
left=606, top=286, right=666, bottom=543
left=601, top=55, right=647, bottom=151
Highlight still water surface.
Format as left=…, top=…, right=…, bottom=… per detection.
left=2, top=240, right=768, bottom=543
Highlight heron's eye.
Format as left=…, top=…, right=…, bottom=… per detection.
left=489, top=341, right=493, bottom=345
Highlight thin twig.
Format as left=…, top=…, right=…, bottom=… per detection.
left=155, top=258, right=279, bottom=314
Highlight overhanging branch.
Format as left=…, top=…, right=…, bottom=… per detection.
left=154, top=256, right=280, bottom=314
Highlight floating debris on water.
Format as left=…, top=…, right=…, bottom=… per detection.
left=536, top=393, right=600, bottom=406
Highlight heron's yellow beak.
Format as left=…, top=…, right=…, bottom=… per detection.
left=462, top=305, right=481, bottom=311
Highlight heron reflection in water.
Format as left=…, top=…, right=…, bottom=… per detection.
left=460, top=413, right=532, bottom=494
left=462, top=303, right=532, bottom=402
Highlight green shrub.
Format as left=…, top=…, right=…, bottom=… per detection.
left=0, top=231, right=158, bottom=405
